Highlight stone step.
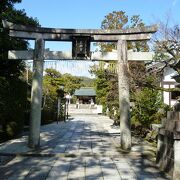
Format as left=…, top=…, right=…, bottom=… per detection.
left=68, top=107, right=97, bottom=115
left=67, top=104, right=99, bottom=114
left=68, top=104, right=96, bottom=110
left=68, top=109, right=97, bottom=115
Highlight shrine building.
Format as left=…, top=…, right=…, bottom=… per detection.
left=74, top=87, right=96, bottom=104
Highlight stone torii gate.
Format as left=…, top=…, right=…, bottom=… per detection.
left=2, top=21, right=157, bottom=150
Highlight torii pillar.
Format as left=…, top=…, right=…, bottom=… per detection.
left=28, top=38, right=45, bottom=148
left=117, top=40, right=131, bottom=150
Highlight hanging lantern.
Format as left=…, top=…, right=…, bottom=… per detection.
left=72, top=36, right=91, bottom=59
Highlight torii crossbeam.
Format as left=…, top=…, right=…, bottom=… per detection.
left=2, top=20, right=158, bottom=150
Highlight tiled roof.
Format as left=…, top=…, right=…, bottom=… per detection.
left=74, top=87, right=96, bottom=96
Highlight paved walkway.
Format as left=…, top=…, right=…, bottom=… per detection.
left=0, top=115, right=170, bottom=180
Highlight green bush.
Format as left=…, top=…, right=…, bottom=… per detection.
left=6, top=121, right=18, bottom=137
left=131, top=87, right=164, bottom=136
left=0, top=130, right=7, bottom=143
left=0, top=77, right=27, bottom=140
left=41, top=109, right=56, bottom=124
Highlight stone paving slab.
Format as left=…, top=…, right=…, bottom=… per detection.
left=47, top=158, right=71, bottom=180
left=0, top=114, right=171, bottom=180
left=99, top=157, right=121, bottom=179
left=67, top=158, right=85, bottom=180
left=85, top=157, right=103, bottom=180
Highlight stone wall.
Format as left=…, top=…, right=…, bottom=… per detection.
left=156, top=111, right=180, bottom=179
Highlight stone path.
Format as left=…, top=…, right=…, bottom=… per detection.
left=0, top=115, right=170, bottom=179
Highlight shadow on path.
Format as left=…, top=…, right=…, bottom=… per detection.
left=0, top=115, right=171, bottom=179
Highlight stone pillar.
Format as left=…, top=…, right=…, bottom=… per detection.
left=28, top=38, right=45, bottom=148
left=174, top=140, right=180, bottom=179
left=156, top=132, right=164, bottom=165
left=57, top=97, right=60, bottom=123
left=117, top=40, right=131, bottom=150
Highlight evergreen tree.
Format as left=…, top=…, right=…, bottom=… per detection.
left=92, top=11, right=149, bottom=118
left=0, top=0, right=39, bottom=141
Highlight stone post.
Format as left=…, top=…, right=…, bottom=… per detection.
left=156, top=133, right=164, bottom=165
left=57, top=97, right=60, bottom=123
left=28, top=38, right=45, bottom=148
left=174, top=120, right=180, bottom=179
left=117, top=40, right=131, bottom=150
left=174, top=140, right=180, bottom=179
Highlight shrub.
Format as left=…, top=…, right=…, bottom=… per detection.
left=6, top=121, right=18, bottom=137
left=0, top=77, right=27, bottom=140
left=131, top=87, right=163, bottom=135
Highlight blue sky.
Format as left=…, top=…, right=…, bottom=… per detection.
left=15, top=0, right=180, bottom=50
left=15, top=0, right=180, bottom=29
left=15, top=0, right=180, bottom=77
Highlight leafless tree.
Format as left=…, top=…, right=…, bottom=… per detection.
left=153, top=19, right=180, bottom=73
